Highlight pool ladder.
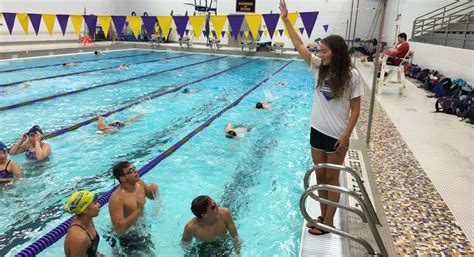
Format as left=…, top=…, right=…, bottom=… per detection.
left=299, top=163, right=388, bottom=257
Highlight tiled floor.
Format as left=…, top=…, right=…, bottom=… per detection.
left=356, top=60, right=473, bottom=255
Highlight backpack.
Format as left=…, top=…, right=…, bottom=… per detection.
left=435, top=96, right=456, bottom=114
left=409, top=66, right=421, bottom=78
left=433, top=83, right=447, bottom=97
left=416, top=69, right=430, bottom=81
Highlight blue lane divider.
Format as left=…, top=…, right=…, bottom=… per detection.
left=15, top=60, right=292, bottom=257
left=0, top=52, right=193, bottom=87
left=0, top=55, right=221, bottom=111
left=0, top=51, right=157, bottom=74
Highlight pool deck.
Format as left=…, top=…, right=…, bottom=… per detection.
left=1, top=41, right=472, bottom=256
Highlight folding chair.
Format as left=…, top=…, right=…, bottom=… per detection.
left=179, top=36, right=192, bottom=48
left=209, top=38, right=221, bottom=50
left=273, top=42, right=285, bottom=54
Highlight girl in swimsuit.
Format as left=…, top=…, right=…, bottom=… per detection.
left=0, top=141, right=23, bottom=182
left=64, top=191, right=102, bottom=257
left=9, top=125, right=51, bottom=161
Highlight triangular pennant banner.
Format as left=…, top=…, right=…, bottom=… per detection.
left=70, top=15, right=83, bottom=36
left=239, top=31, right=244, bottom=38
left=185, top=29, right=189, bottom=36
left=258, top=30, right=263, bottom=38
left=299, top=28, right=305, bottom=35
left=172, top=16, right=189, bottom=39
left=157, top=16, right=173, bottom=39
left=284, top=12, right=298, bottom=37
left=227, top=14, right=244, bottom=40
left=226, top=31, right=230, bottom=38
left=278, top=29, right=284, bottom=36
left=243, top=31, right=249, bottom=38
left=3, top=12, right=17, bottom=35
left=83, top=15, right=97, bottom=37
left=98, top=16, right=111, bottom=38
left=323, top=24, right=329, bottom=32
left=244, top=14, right=262, bottom=40
left=210, top=15, right=227, bottom=39
left=189, top=16, right=206, bottom=39
left=111, top=16, right=126, bottom=36
left=17, top=13, right=29, bottom=34
left=300, top=12, right=319, bottom=38
left=43, top=14, right=56, bottom=36
left=141, top=16, right=156, bottom=36
left=263, top=30, right=268, bottom=37
left=126, top=16, right=142, bottom=38
left=56, top=14, right=69, bottom=36
left=221, top=31, right=226, bottom=39
left=28, top=13, right=42, bottom=35
left=262, top=13, right=279, bottom=39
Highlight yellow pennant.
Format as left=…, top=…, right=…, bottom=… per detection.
left=98, top=16, right=111, bottom=38
left=43, top=14, right=56, bottom=36
left=126, top=16, right=141, bottom=39
left=157, top=16, right=173, bottom=40
left=263, top=30, right=268, bottom=38
left=210, top=15, right=227, bottom=39
left=188, top=16, right=205, bottom=39
left=243, top=31, right=249, bottom=39
left=17, top=13, right=29, bottom=34
left=244, top=14, right=262, bottom=40
left=226, top=31, right=230, bottom=38
left=283, top=12, right=298, bottom=37
left=70, top=15, right=83, bottom=36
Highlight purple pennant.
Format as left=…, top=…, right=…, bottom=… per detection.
left=239, top=31, right=244, bottom=38
left=221, top=31, right=226, bottom=38
left=185, top=29, right=189, bottom=36
left=56, top=15, right=69, bottom=36
left=227, top=15, right=244, bottom=40
left=211, top=30, right=216, bottom=38
left=112, top=16, right=126, bottom=36
left=278, top=29, right=284, bottom=36
left=173, top=16, right=189, bottom=39
left=299, top=28, right=305, bottom=34
left=28, top=13, right=42, bottom=35
left=258, top=30, right=263, bottom=38
left=2, top=12, right=16, bottom=35
left=323, top=24, right=329, bottom=32
left=263, top=13, right=279, bottom=39
left=83, top=15, right=97, bottom=37
left=141, top=16, right=156, bottom=36
left=300, top=12, right=319, bottom=38
left=202, top=30, right=208, bottom=38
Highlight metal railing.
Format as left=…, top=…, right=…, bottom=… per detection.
left=300, top=163, right=387, bottom=256
left=412, top=1, right=474, bottom=49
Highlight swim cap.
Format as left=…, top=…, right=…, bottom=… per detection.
left=0, top=141, right=7, bottom=151
left=256, top=102, right=264, bottom=109
left=27, top=125, right=43, bottom=136
left=64, top=191, right=96, bottom=215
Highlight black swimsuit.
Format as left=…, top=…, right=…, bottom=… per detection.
left=70, top=224, right=100, bottom=257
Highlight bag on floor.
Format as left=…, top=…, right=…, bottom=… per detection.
left=409, top=66, right=421, bottom=78
left=462, top=107, right=474, bottom=123
left=433, top=83, right=447, bottom=97
left=416, top=69, right=430, bottom=81
left=435, top=96, right=456, bottom=114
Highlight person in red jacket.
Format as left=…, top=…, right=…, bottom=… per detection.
left=384, top=33, right=409, bottom=66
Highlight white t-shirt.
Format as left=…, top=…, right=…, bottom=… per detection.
left=309, top=54, right=364, bottom=139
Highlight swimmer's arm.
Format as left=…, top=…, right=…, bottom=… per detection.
left=125, top=112, right=145, bottom=125
left=139, top=180, right=158, bottom=200
left=224, top=209, right=241, bottom=254
left=109, top=194, right=143, bottom=235
left=35, top=142, right=51, bottom=161
left=224, top=123, right=232, bottom=133
left=9, top=136, right=28, bottom=155
left=181, top=222, right=195, bottom=242
left=65, top=232, right=90, bottom=257
left=10, top=161, right=23, bottom=178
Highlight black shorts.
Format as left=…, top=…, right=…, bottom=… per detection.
left=310, top=127, right=339, bottom=153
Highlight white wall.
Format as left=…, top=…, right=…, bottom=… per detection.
left=383, top=0, right=452, bottom=46
left=1, top=0, right=381, bottom=46
left=410, top=41, right=474, bottom=82
left=0, top=0, right=116, bottom=42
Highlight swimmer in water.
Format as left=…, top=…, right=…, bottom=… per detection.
left=97, top=113, right=145, bottom=134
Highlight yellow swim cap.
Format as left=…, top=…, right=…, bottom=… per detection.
left=64, top=191, right=95, bottom=215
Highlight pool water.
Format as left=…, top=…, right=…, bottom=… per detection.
left=0, top=49, right=315, bottom=257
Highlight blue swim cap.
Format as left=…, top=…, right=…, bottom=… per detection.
left=0, top=141, right=7, bottom=151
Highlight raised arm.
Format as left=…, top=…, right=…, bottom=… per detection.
left=279, top=0, right=311, bottom=64
left=139, top=180, right=158, bottom=200
left=9, top=134, right=28, bottom=155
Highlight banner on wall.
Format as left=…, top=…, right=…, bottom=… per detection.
left=236, top=0, right=255, bottom=13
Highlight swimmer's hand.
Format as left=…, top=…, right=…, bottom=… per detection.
left=150, top=182, right=158, bottom=194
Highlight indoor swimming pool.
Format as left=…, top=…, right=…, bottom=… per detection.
left=0, top=49, right=316, bottom=256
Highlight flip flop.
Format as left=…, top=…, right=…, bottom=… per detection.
left=308, top=226, right=331, bottom=236
left=306, top=216, right=324, bottom=229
